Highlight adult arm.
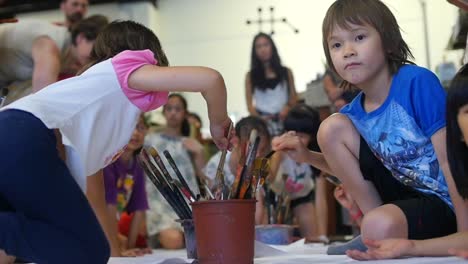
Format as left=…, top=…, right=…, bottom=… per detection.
left=31, top=36, right=61, bottom=92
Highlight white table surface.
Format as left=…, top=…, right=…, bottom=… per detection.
left=108, top=240, right=468, bottom=264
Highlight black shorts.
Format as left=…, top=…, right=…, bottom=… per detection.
left=290, top=190, right=315, bottom=210
left=359, top=136, right=457, bottom=240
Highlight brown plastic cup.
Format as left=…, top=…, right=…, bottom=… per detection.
left=192, top=199, right=256, bottom=264
left=176, top=219, right=197, bottom=259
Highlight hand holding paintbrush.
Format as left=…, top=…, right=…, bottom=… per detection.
left=213, top=122, right=233, bottom=200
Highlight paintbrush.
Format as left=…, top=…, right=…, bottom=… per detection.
left=251, top=158, right=267, bottom=198
left=138, top=151, right=188, bottom=219
left=229, top=141, right=247, bottom=199
left=147, top=147, right=192, bottom=218
left=163, top=150, right=197, bottom=201
left=238, top=131, right=260, bottom=199
left=264, top=150, right=276, bottom=159
left=140, top=149, right=192, bottom=219
left=214, top=122, right=233, bottom=200
left=173, top=178, right=196, bottom=203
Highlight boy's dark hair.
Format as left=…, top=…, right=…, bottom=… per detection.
left=284, top=103, right=320, bottom=151
left=322, top=0, right=414, bottom=89
left=70, top=14, right=108, bottom=45
left=235, top=115, right=271, bottom=144
left=89, top=20, right=169, bottom=67
left=163, top=93, right=190, bottom=137
left=249, top=32, right=288, bottom=90
left=446, top=64, right=468, bottom=199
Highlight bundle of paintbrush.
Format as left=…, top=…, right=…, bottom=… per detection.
left=137, top=146, right=197, bottom=220
left=229, top=129, right=273, bottom=200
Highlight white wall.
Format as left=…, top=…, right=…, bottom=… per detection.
left=153, top=0, right=460, bottom=130
left=17, top=2, right=158, bottom=27
left=16, top=0, right=462, bottom=132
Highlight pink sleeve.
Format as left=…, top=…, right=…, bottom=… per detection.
left=111, top=49, right=168, bottom=112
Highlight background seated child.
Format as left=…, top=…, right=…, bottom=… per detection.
left=269, top=103, right=328, bottom=239
left=104, top=114, right=151, bottom=257
left=204, top=115, right=272, bottom=224
left=145, top=94, right=207, bottom=249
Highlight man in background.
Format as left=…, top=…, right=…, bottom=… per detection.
left=56, top=0, right=89, bottom=29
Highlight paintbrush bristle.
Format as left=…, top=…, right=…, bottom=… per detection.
left=148, top=147, right=158, bottom=157
left=249, top=129, right=258, bottom=144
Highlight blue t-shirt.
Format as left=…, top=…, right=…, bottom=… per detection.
left=340, top=65, right=452, bottom=208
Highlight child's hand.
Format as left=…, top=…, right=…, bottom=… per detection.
left=346, top=238, right=414, bottom=260
left=210, top=117, right=235, bottom=151
left=182, top=138, right=204, bottom=155
left=449, top=248, right=468, bottom=259
left=121, top=248, right=150, bottom=257
left=121, top=248, right=140, bottom=257
left=272, top=131, right=309, bottom=163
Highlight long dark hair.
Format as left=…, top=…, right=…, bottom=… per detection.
left=322, top=0, right=414, bottom=89
left=89, top=20, right=169, bottom=67
left=249, top=32, right=288, bottom=90
left=163, top=94, right=190, bottom=137
left=446, top=65, right=468, bottom=199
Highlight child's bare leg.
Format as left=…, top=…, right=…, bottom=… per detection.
left=293, top=203, right=317, bottom=239
left=319, top=114, right=409, bottom=241
left=255, top=189, right=266, bottom=225
left=318, top=114, right=381, bottom=213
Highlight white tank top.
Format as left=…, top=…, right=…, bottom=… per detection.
left=253, top=80, right=288, bottom=114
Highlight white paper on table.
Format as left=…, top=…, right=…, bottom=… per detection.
left=269, top=239, right=328, bottom=255
left=254, top=240, right=290, bottom=257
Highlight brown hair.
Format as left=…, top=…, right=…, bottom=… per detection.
left=70, top=14, right=108, bottom=45
left=322, top=0, right=414, bottom=88
left=88, top=20, right=169, bottom=68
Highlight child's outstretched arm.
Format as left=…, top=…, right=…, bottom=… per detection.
left=272, top=131, right=333, bottom=175
left=129, top=66, right=231, bottom=149
left=432, top=128, right=468, bottom=231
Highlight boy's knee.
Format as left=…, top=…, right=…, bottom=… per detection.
left=318, top=114, right=355, bottom=149
left=361, top=205, right=407, bottom=240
